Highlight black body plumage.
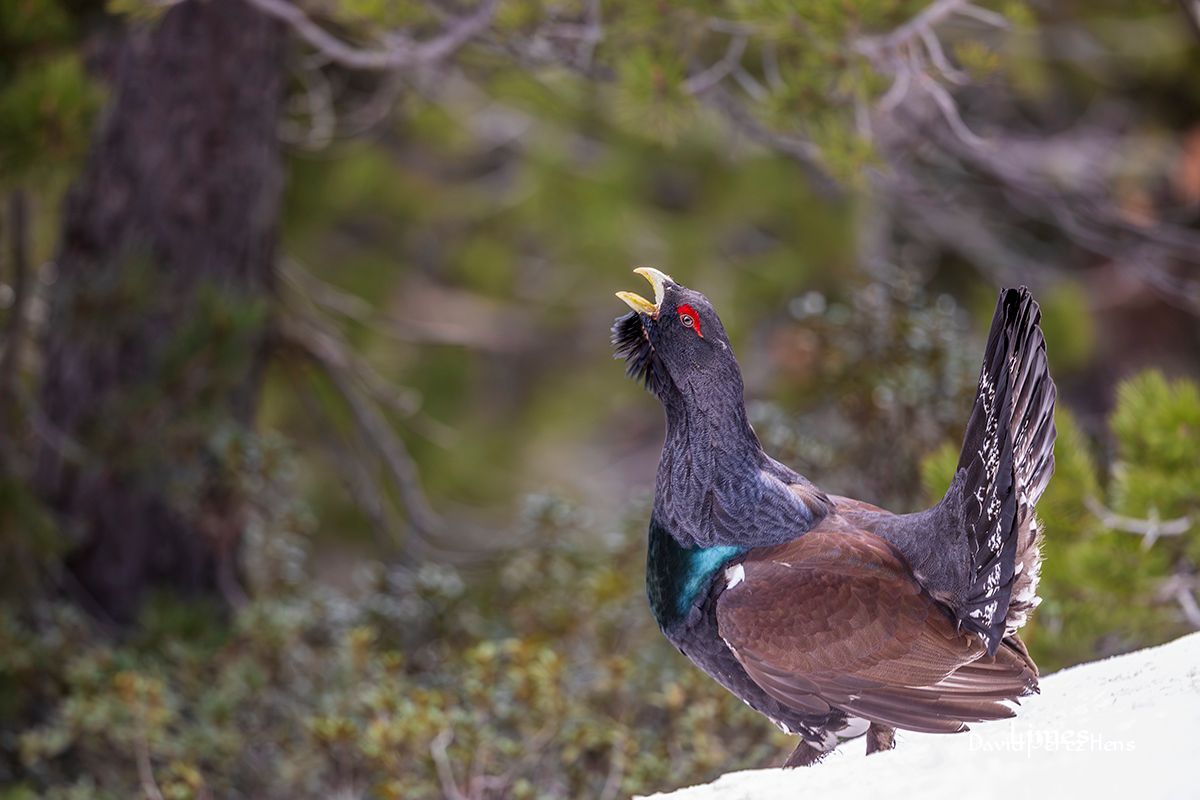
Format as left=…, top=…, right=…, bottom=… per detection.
left=613, top=274, right=1056, bottom=760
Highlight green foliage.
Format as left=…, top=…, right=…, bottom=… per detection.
left=1036, top=281, right=1096, bottom=374
left=1110, top=372, right=1200, bottom=526
left=0, top=0, right=100, bottom=183
left=1, top=500, right=789, bottom=798
left=329, top=0, right=433, bottom=29
left=0, top=477, right=63, bottom=599
left=612, top=50, right=697, bottom=144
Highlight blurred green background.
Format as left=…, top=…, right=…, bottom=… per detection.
left=2, top=0, right=1199, bottom=797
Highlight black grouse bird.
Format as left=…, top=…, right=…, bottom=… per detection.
left=613, top=268, right=1055, bottom=766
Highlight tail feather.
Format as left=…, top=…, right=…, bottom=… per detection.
left=954, top=288, right=1056, bottom=655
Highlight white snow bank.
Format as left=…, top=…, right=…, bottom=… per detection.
left=641, top=632, right=1200, bottom=800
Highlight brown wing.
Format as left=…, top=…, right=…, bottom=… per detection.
left=717, top=522, right=1037, bottom=734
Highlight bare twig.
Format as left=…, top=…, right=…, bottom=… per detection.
left=281, top=258, right=375, bottom=320
left=283, top=258, right=535, bottom=353
left=704, top=87, right=841, bottom=198
left=485, top=720, right=558, bottom=795
left=889, top=99, right=1200, bottom=315
left=684, top=34, right=748, bottom=95
left=854, top=0, right=992, bottom=154
left=706, top=17, right=762, bottom=36
left=245, top=0, right=499, bottom=71
left=280, top=58, right=336, bottom=149
left=881, top=176, right=1034, bottom=284
left=1179, top=0, right=1200, bottom=42
left=1176, top=584, right=1200, bottom=629
left=22, top=392, right=87, bottom=464
left=873, top=0, right=967, bottom=52
left=597, top=740, right=627, bottom=800
left=761, top=40, right=784, bottom=92
left=1159, top=574, right=1200, bottom=629
left=279, top=306, right=498, bottom=559
left=1085, top=496, right=1193, bottom=549
left=338, top=73, right=405, bottom=138
left=732, top=65, right=768, bottom=101
left=134, top=725, right=165, bottom=800
left=578, top=0, right=603, bottom=70
left=278, top=316, right=441, bottom=546
left=430, top=729, right=467, bottom=800
left=293, top=370, right=395, bottom=547
left=956, top=3, right=1010, bottom=29
left=879, top=60, right=913, bottom=113
left=920, top=25, right=968, bottom=84
left=917, top=72, right=986, bottom=148
left=856, top=0, right=969, bottom=69
left=283, top=261, right=470, bottom=448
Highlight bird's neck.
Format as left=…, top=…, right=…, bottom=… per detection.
left=653, top=370, right=767, bottom=548
left=662, top=372, right=761, bottom=466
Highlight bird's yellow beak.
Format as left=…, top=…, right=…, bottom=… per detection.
left=616, top=267, right=673, bottom=315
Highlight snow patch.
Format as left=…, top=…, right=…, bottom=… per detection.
left=640, top=632, right=1200, bottom=800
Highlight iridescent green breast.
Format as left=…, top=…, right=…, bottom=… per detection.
left=646, top=519, right=745, bottom=630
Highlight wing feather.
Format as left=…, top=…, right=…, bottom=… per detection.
left=717, top=524, right=1037, bottom=734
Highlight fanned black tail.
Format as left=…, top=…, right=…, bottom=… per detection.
left=954, top=287, right=1056, bottom=655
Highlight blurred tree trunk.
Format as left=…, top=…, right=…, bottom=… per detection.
left=35, top=0, right=285, bottom=622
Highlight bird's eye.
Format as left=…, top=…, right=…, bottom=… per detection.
left=676, top=303, right=703, bottom=337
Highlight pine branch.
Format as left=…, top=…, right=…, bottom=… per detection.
left=245, top=0, right=499, bottom=71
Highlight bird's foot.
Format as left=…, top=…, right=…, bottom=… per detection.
left=781, top=740, right=828, bottom=768
left=865, top=723, right=896, bottom=755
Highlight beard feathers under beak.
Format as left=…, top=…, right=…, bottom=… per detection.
left=611, top=311, right=661, bottom=392
left=612, top=267, right=675, bottom=393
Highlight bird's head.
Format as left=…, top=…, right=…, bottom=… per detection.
left=613, top=269, right=809, bottom=550
left=611, top=268, right=740, bottom=402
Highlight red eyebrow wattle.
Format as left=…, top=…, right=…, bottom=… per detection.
left=677, top=303, right=702, bottom=337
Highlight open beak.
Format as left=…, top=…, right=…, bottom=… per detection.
left=616, top=267, right=673, bottom=315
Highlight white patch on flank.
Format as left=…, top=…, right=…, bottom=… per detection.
left=838, top=716, right=871, bottom=738
left=724, top=563, right=745, bottom=590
